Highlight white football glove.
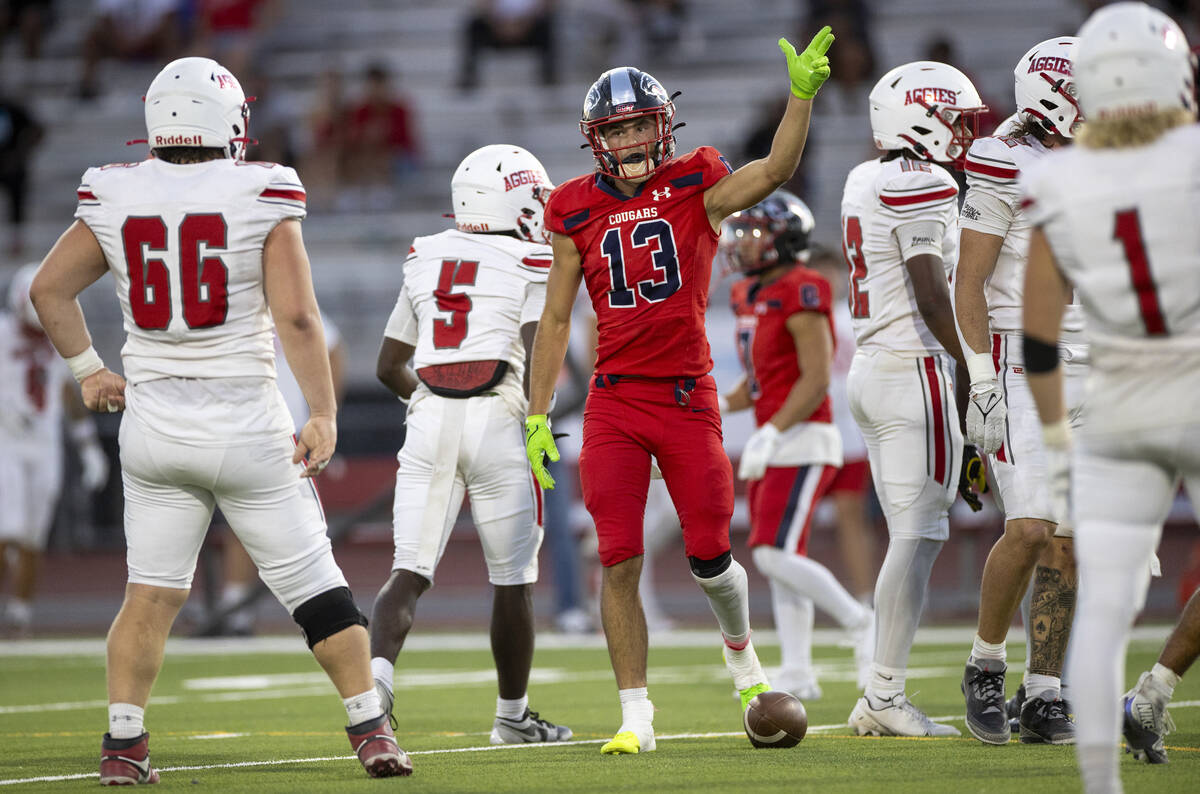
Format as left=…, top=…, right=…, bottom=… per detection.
left=966, top=380, right=1007, bottom=455
left=738, top=423, right=780, bottom=481
left=1041, top=419, right=1072, bottom=527
left=79, top=442, right=109, bottom=491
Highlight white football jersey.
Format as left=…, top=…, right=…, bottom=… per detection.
left=961, top=134, right=1085, bottom=346
left=840, top=157, right=960, bottom=356
left=75, top=158, right=307, bottom=383
left=1022, top=123, right=1200, bottom=429
left=0, top=313, right=70, bottom=450
left=383, top=228, right=550, bottom=415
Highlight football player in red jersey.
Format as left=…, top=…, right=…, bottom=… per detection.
left=719, top=191, right=874, bottom=702
left=524, top=28, right=835, bottom=754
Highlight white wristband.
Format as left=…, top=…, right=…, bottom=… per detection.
left=965, top=351, right=996, bottom=386
left=1040, top=418, right=1072, bottom=450
left=65, top=346, right=105, bottom=383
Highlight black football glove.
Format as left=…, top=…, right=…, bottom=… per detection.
left=958, top=444, right=989, bottom=512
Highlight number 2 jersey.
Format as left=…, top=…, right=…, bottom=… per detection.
left=839, top=156, right=959, bottom=356
left=730, top=266, right=841, bottom=467
left=543, top=146, right=732, bottom=377
left=75, top=157, right=307, bottom=384
left=383, top=228, right=550, bottom=418
left=1021, top=123, right=1200, bottom=432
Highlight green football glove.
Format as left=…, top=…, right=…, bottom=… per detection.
left=526, top=414, right=559, bottom=490
left=779, top=26, right=834, bottom=100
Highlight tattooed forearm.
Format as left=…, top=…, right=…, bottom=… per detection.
left=1029, top=563, right=1078, bottom=677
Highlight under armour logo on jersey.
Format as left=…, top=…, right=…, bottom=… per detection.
left=651, top=187, right=671, bottom=201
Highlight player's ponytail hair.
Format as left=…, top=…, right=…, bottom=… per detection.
left=1076, top=107, right=1193, bottom=149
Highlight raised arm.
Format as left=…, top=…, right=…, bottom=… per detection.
left=703, top=27, right=833, bottom=228
left=263, top=218, right=336, bottom=477
left=30, top=219, right=126, bottom=413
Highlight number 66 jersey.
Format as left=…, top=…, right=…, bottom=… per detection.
left=75, top=158, right=306, bottom=385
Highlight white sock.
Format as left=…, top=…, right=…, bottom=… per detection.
left=872, top=536, right=942, bottom=675
left=1150, top=662, right=1181, bottom=696
left=1026, top=673, right=1061, bottom=701
left=1068, top=520, right=1156, bottom=751
left=769, top=581, right=814, bottom=676
left=618, top=687, right=653, bottom=730
left=108, top=703, right=145, bottom=740
left=343, top=688, right=383, bottom=726
left=691, top=558, right=751, bottom=645
left=370, top=657, right=394, bottom=692
left=497, top=695, right=528, bottom=720
left=1077, top=744, right=1121, bottom=794
left=752, top=545, right=868, bottom=629
left=970, top=634, right=1006, bottom=663
left=866, top=664, right=906, bottom=702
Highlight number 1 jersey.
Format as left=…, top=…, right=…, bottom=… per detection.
left=75, top=158, right=307, bottom=383
left=544, top=146, right=732, bottom=377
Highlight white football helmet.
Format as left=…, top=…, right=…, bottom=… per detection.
left=868, top=61, right=986, bottom=168
left=451, top=144, right=554, bottom=243
left=144, top=57, right=250, bottom=159
left=7, top=263, right=41, bottom=330
left=1075, top=1, right=1196, bottom=120
left=1015, top=37, right=1082, bottom=138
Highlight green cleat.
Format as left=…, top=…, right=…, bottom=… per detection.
left=739, top=682, right=771, bottom=712
left=600, top=729, right=655, bottom=754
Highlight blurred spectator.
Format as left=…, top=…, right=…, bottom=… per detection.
left=634, top=0, right=689, bottom=63
left=457, top=0, right=557, bottom=91
left=0, top=93, right=42, bottom=255
left=803, top=0, right=876, bottom=112
left=298, top=68, right=347, bottom=211
left=191, top=0, right=278, bottom=80
left=741, top=96, right=811, bottom=199
left=923, top=34, right=1003, bottom=136
left=78, top=0, right=183, bottom=100
left=240, top=68, right=297, bottom=168
left=0, top=0, right=53, bottom=60
left=341, top=63, right=420, bottom=211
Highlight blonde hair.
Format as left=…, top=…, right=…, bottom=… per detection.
left=1076, top=108, right=1194, bottom=149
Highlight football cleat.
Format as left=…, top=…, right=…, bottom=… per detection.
left=600, top=727, right=655, bottom=755
left=490, top=708, right=572, bottom=745
left=1018, top=696, right=1076, bottom=744
left=1123, top=671, right=1175, bottom=764
left=739, top=682, right=772, bottom=712
left=849, top=693, right=961, bottom=737
left=774, top=669, right=823, bottom=702
left=100, top=732, right=160, bottom=785
left=346, top=713, right=412, bottom=778
left=1005, top=682, right=1026, bottom=734
left=962, top=658, right=1010, bottom=745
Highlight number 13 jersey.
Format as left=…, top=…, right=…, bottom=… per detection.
left=544, top=146, right=732, bottom=377
left=75, top=158, right=307, bottom=383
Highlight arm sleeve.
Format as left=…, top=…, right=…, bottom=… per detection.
left=255, top=165, right=307, bottom=223
left=960, top=185, right=1015, bottom=237
left=383, top=283, right=419, bottom=344
left=894, top=218, right=947, bottom=260
left=521, top=280, right=547, bottom=325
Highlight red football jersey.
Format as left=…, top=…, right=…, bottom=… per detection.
left=544, top=147, right=732, bottom=377
left=730, top=265, right=835, bottom=428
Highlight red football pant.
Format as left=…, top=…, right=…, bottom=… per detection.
left=747, top=463, right=838, bottom=555
left=579, top=375, right=734, bottom=567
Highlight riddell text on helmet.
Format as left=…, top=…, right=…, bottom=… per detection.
left=154, top=134, right=205, bottom=146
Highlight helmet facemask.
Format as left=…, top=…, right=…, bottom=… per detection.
left=902, top=97, right=986, bottom=168
left=583, top=106, right=675, bottom=181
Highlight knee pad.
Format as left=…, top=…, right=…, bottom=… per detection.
left=689, top=549, right=732, bottom=579
left=292, top=586, right=368, bottom=649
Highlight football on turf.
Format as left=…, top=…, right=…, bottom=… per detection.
left=743, top=690, right=807, bottom=748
